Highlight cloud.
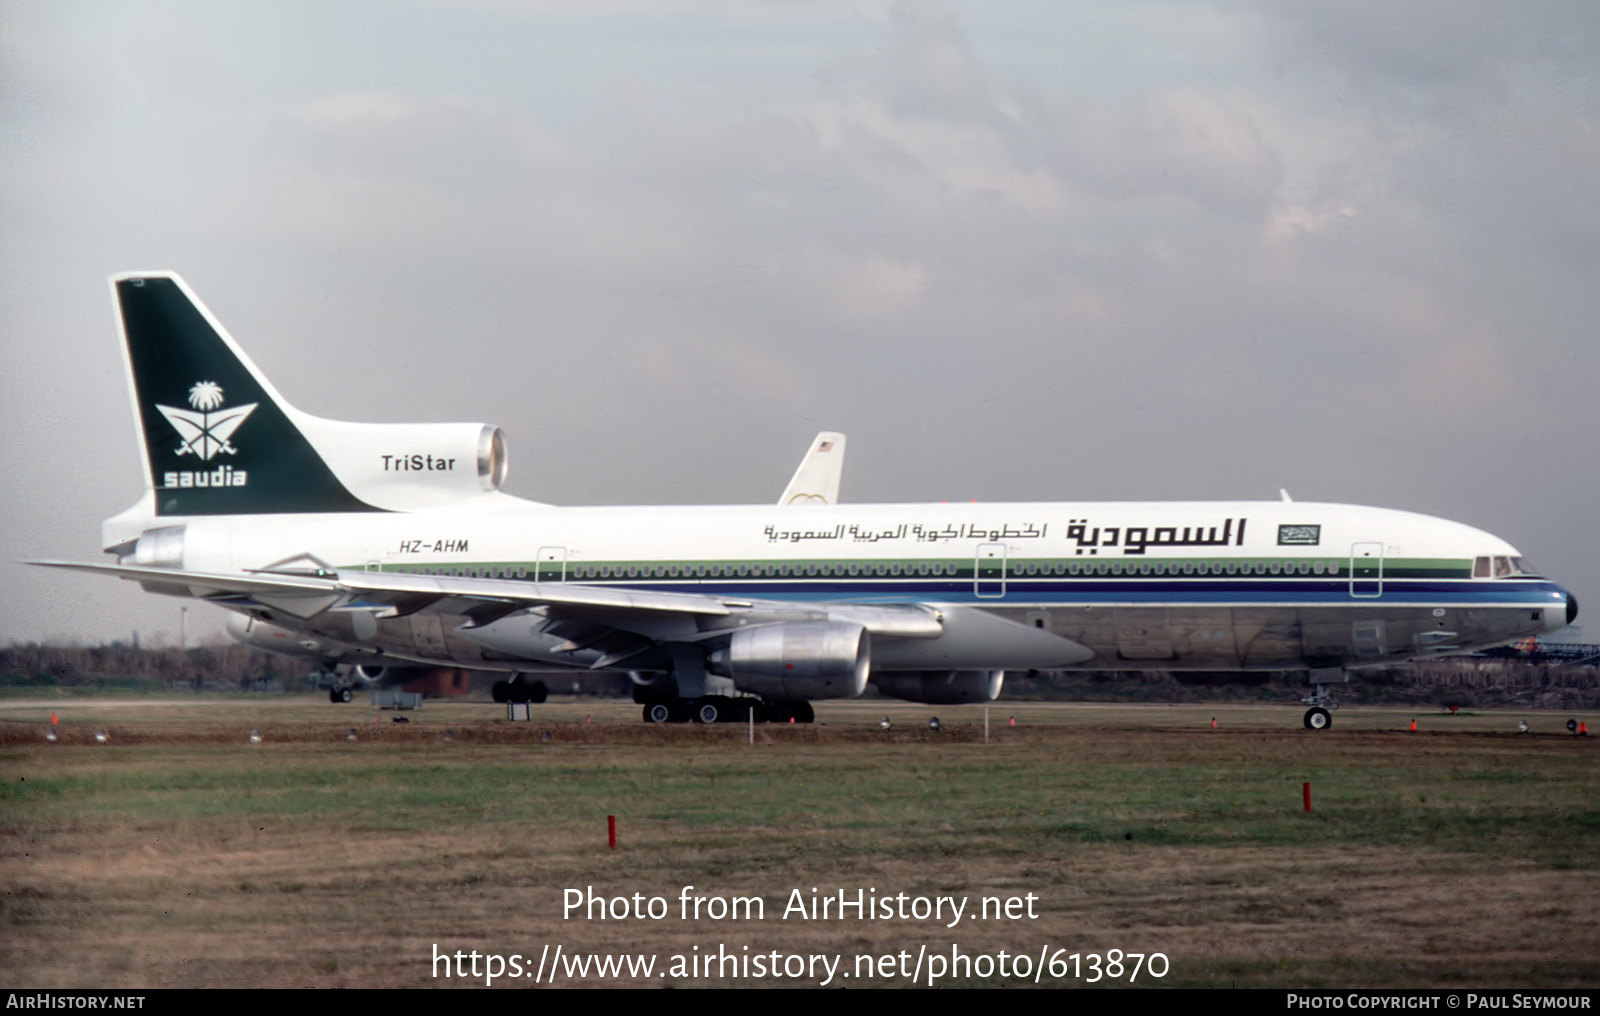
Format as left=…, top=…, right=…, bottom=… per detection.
left=3, top=2, right=1599, bottom=639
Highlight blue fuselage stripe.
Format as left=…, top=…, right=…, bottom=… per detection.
left=558, top=578, right=1563, bottom=607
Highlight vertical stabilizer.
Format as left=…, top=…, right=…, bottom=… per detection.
left=778, top=431, right=846, bottom=506
left=113, top=273, right=379, bottom=516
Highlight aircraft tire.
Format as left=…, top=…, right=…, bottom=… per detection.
left=645, top=702, right=673, bottom=724
left=491, top=681, right=509, bottom=703
left=527, top=681, right=548, bottom=704
left=1304, top=707, right=1332, bottom=731
left=695, top=700, right=720, bottom=724
left=338, top=687, right=353, bottom=704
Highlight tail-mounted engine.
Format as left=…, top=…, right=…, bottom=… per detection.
left=308, top=421, right=510, bottom=510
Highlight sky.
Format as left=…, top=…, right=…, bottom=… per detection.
left=2, top=0, right=1597, bottom=645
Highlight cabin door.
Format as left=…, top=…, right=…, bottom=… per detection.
left=536, top=546, right=568, bottom=582
left=975, top=543, right=1007, bottom=598
left=1349, top=542, right=1384, bottom=598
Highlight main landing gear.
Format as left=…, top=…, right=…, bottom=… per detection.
left=327, top=686, right=354, bottom=704
left=639, top=696, right=815, bottom=725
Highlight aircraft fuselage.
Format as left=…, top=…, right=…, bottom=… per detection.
left=125, top=498, right=1569, bottom=676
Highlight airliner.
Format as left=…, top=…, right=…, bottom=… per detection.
left=32, top=274, right=1577, bottom=729
left=230, top=429, right=849, bottom=703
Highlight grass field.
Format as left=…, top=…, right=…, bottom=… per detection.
left=2, top=696, right=1596, bottom=988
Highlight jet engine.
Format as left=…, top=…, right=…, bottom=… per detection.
left=227, top=614, right=354, bottom=660
left=707, top=621, right=870, bottom=700
left=353, top=664, right=433, bottom=688
left=304, top=421, right=510, bottom=510
left=871, top=670, right=1005, bottom=704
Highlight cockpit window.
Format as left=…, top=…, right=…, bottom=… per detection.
left=1479, top=555, right=1541, bottom=578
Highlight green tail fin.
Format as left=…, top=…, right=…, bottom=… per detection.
left=115, top=273, right=381, bottom=516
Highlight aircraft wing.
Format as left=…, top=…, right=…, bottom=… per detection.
left=28, top=559, right=945, bottom=642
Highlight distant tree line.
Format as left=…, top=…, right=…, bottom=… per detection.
left=1, top=642, right=286, bottom=691
left=3, top=642, right=1594, bottom=707
left=1015, top=658, right=1599, bottom=710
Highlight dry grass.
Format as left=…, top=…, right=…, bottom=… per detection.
left=2, top=698, right=1597, bottom=988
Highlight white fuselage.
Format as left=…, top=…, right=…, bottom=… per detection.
left=127, top=496, right=1570, bottom=675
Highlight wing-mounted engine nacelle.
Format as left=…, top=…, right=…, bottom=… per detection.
left=225, top=614, right=382, bottom=664
left=872, top=670, right=1005, bottom=704
left=304, top=420, right=509, bottom=510
left=353, top=664, right=431, bottom=688
left=707, top=621, right=870, bottom=700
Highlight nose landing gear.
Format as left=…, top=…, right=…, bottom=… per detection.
left=1301, top=675, right=1342, bottom=730
left=1299, top=666, right=1347, bottom=731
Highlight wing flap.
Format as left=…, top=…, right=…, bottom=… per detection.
left=336, top=570, right=736, bottom=617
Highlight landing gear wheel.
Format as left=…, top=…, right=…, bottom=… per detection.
left=1304, top=707, right=1332, bottom=731
left=338, top=687, right=353, bottom=704
left=695, top=701, right=720, bottom=724
left=645, top=703, right=672, bottom=724
left=492, top=681, right=509, bottom=703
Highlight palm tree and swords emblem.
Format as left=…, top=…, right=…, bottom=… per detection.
left=155, top=381, right=258, bottom=461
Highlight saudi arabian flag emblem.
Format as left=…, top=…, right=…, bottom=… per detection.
left=155, top=381, right=259, bottom=462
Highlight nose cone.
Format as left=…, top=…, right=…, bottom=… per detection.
left=1543, top=588, right=1578, bottom=633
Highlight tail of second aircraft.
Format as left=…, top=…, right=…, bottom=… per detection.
left=112, top=273, right=512, bottom=518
